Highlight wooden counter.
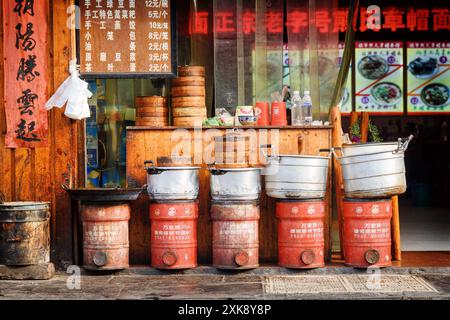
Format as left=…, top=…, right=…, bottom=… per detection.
left=126, top=125, right=333, bottom=265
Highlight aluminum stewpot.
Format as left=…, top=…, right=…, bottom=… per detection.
left=333, top=135, right=413, bottom=198
left=208, top=165, right=262, bottom=201
left=144, top=160, right=200, bottom=201
left=260, top=145, right=331, bottom=199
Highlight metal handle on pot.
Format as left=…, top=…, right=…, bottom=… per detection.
left=207, top=163, right=226, bottom=175
left=331, top=147, right=343, bottom=160
left=393, top=135, right=414, bottom=154
left=144, top=160, right=163, bottom=175
left=318, top=148, right=334, bottom=159
left=259, top=144, right=279, bottom=160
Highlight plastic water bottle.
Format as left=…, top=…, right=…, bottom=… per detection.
left=291, top=91, right=303, bottom=125
left=302, top=90, right=313, bottom=124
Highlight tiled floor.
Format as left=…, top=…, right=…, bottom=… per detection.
left=400, top=202, right=450, bottom=251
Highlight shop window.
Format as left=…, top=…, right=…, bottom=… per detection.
left=85, top=79, right=166, bottom=187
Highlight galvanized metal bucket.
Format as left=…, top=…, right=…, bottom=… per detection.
left=0, top=202, right=50, bottom=265
left=260, top=145, right=331, bottom=199
left=334, top=135, right=413, bottom=198
left=144, top=160, right=200, bottom=201
left=208, top=165, right=262, bottom=201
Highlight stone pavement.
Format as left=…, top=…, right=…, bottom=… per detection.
left=0, top=266, right=449, bottom=300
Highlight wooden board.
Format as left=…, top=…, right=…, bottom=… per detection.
left=79, top=0, right=175, bottom=77
left=126, top=127, right=332, bottom=264
left=0, top=0, right=79, bottom=267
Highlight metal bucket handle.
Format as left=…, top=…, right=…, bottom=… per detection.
left=144, top=160, right=164, bottom=175
left=331, top=147, right=343, bottom=160
left=318, top=148, right=334, bottom=159
left=259, top=144, right=280, bottom=161
left=393, top=135, right=414, bottom=154
left=207, top=163, right=227, bottom=176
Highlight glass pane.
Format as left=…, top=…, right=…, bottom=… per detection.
left=85, top=79, right=165, bottom=188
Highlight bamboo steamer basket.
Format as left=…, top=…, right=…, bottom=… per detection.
left=135, top=96, right=167, bottom=107
left=172, top=76, right=205, bottom=87
left=172, top=96, right=206, bottom=108
left=137, top=106, right=169, bottom=114
left=173, top=117, right=206, bottom=127
left=214, top=135, right=250, bottom=152
left=172, top=86, right=205, bottom=97
left=178, top=66, right=205, bottom=77
left=135, top=118, right=169, bottom=127
left=172, top=107, right=207, bottom=118
left=137, top=111, right=169, bottom=117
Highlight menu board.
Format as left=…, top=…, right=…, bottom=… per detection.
left=406, top=42, right=450, bottom=115
left=355, top=42, right=404, bottom=115
left=338, top=43, right=352, bottom=115
left=80, top=0, right=175, bottom=77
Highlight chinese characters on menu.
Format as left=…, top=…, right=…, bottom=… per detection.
left=81, top=0, right=172, bottom=74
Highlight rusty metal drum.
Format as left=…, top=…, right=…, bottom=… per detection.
left=0, top=202, right=50, bottom=265
left=276, top=200, right=325, bottom=268
left=211, top=200, right=259, bottom=269
left=81, top=203, right=130, bottom=270
left=150, top=201, right=198, bottom=269
left=343, top=198, right=393, bottom=268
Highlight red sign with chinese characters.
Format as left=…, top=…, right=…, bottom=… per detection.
left=188, top=6, right=450, bottom=35
left=3, top=0, right=49, bottom=148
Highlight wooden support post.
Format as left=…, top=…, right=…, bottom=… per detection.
left=391, top=195, right=401, bottom=261
left=361, top=112, right=370, bottom=143
left=350, top=111, right=359, bottom=127
left=330, top=106, right=345, bottom=260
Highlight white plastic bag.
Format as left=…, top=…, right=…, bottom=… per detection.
left=45, top=60, right=92, bottom=120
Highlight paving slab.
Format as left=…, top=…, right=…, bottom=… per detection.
left=0, top=267, right=448, bottom=300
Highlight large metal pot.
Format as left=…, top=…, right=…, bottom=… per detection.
left=342, top=136, right=413, bottom=156
left=209, top=165, right=261, bottom=200
left=144, top=160, right=200, bottom=201
left=334, top=135, right=413, bottom=198
left=260, top=145, right=331, bottom=199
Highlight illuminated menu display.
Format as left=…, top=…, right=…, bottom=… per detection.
left=355, top=42, right=404, bottom=115
left=80, top=0, right=174, bottom=76
left=407, top=42, right=450, bottom=115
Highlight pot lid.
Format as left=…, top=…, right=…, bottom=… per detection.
left=268, top=154, right=329, bottom=160
left=208, top=167, right=262, bottom=172
left=148, top=166, right=201, bottom=170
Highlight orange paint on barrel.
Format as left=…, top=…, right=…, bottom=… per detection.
left=276, top=200, right=325, bottom=269
left=81, top=203, right=130, bottom=270
left=149, top=201, right=198, bottom=269
left=211, top=200, right=259, bottom=269
left=343, top=198, right=392, bottom=268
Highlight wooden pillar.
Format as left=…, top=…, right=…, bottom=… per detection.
left=330, top=106, right=345, bottom=259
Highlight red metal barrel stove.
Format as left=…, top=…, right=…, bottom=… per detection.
left=343, top=198, right=392, bottom=268
left=81, top=202, right=130, bottom=270
left=150, top=201, right=198, bottom=269
left=211, top=200, right=259, bottom=269
left=276, top=200, right=325, bottom=268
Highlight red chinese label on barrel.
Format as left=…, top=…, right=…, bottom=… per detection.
left=343, top=199, right=393, bottom=267
left=3, top=0, right=49, bottom=147
left=149, top=202, right=198, bottom=269
left=276, top=201, right=325, bottom=268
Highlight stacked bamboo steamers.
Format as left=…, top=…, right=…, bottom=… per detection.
left=144, top=159, right=200, bottom=269
left=333, top=136, right=413, bottom=268
left=171, top=66, right=207, bottom=126
left=135, top=96, right=169, bottom=127
left=260, top=144, right=332, bottom=269
left=208, top=133, right=262, bottom=269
